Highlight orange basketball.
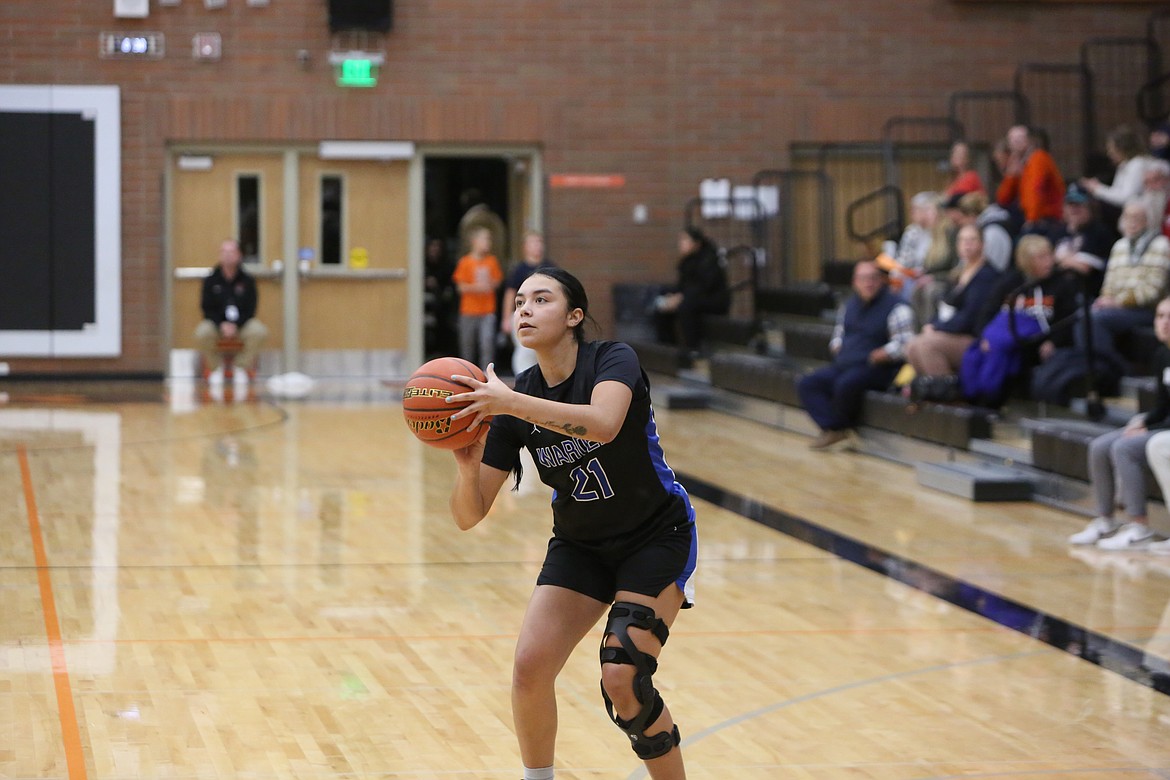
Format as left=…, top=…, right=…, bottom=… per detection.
left=402, top=357, right=491, bottom=449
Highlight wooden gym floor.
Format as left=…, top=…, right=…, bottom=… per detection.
left=1, top=380, right=1169, bottom=779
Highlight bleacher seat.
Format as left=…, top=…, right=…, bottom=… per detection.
left=821, top=259, right=856, bottom=288
left=702, top=314, right=760, bottom=348
left=1030, top=420, right=1161, bottom=500
left=755, top=283, right=836, bottom=318
left=781, top=322, right=835, bottom=362
left=708, top=353, right=802, bottom=406
left=860, top=391, right=993, bottom=450
left=710, top=353, right=994, bottom=450
left=629, top=340, right=680, bottom=376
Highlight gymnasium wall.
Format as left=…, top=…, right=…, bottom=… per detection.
left=0, top=0, right=1154, bottom=374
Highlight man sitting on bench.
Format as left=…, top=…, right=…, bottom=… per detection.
left=797, top=261, right=915, bottom=450
left=195, top=238, right=267, bottom=388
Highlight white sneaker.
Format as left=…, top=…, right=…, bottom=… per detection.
left=1146, top=538, right=1170, bottom=556
left=207, top=367, right=225, bottom=386
left=1096, top=522, right=1154, bottom=551
left=233, top=369, right=249, bottom=387
left=1069, top=517, right=1121, bottom=545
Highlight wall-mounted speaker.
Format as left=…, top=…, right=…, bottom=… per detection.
left=328, top=0, right=392, bottom=33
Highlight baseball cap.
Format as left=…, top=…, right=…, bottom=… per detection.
left=1065, top=182, right=1090, bottom=205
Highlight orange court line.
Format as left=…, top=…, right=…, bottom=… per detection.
left=18, top=444, right=89, bottom=780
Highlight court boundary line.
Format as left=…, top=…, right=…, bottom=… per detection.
left=677, top=471, right=1170, bottom=698
left=18, top=444, right=89, bottom=780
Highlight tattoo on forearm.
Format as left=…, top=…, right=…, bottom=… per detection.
left=541, top=420, right=587, bottom=437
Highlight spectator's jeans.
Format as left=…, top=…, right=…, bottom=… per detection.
left=458, top=313, right=497, bottom=367
left=1146, top=430, right=1170, bottom=504
left=1088, top=427, right=1157, bottom=518
left=1075, top=305, right=1154, bottom=368
left=797, top=361, right=902, bottom=432
left=195, top=319, right=268, bottom=371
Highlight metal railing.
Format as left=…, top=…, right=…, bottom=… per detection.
left=1014, top=62, right=1094, bottom=178
left=750, top=169, right=834, bottom=288
left=845, top=185, right=905, bottom=248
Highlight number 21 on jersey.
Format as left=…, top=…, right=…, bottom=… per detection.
left=569, top=458, right=614, bottom=501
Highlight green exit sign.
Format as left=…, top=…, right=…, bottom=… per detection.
left=337, top=58, right=377, bottom=87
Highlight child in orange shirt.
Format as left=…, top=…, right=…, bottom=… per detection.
left=452, top=227, right=504, bottom=366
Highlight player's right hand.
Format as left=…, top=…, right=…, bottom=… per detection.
left=451, top=431, right=487, bottom=468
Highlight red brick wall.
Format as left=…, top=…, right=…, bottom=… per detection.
left=0, top=0, right=1154, bottom=373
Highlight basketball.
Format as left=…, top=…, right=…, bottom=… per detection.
left=402, top=357, right=491, bottom=449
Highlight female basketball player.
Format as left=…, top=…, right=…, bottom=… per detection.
left=446, top=267, right=696, bottom=780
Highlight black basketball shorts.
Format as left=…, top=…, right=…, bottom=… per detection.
left=536, top=521, right=697, bottom=606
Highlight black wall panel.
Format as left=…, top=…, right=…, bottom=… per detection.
left=0, top=111, right=96, bottom=332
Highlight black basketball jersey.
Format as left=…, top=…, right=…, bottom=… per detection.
left=481, top=340, right=694, bottom=546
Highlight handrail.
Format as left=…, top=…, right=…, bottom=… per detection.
left=722, top=244, right=760, bottom=319
left=1013, top=61, right=1094, bottom=175
left=845, top=185, right=904, bottom=246
left=880, top=117, right=964, bottom=190
left=1080, top=35, right=1161, bottom=86
left=751, top=168, right=835, bottom=285
left=880, top=116, right=965, bottom=143
left=1137, top=71, right=1170, bottom=125
left=947, top=90, right=1030, bottom=129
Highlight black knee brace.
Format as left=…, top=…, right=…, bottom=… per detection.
left=599, top=601, right=681, bottom=760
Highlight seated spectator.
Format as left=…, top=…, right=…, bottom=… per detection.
left=944, top=140, right=986, bottom=198
left=959, top=235, right=1078, bottom=407
left=905, top=224, right=1002, bottom=393
left=878, top=191, right=938, bottom=296
left=797, top=261, right=915, bottom=450
left=949, top=190, right=1015, bottom=273
left=1074, top=199, right=1170, bottom=373
left=1141, top=158, right=1170, bottom=239
left=653, top=227, right=730, bottom=364
left=196, top=238, right=267, bottom=387
left=1144, top=429, right=1170, bottom=553
left=990, top=137, right=1026, bottom=237
left=901, top=198, right=958, bottom=326
left=1069, top=295, right=1170, bottom=550
left=1080, top=125, right=1154, bottom=226
left=997, top=124, right=1066, bottom=239
left=1052, top=182, right=1114, bottom=300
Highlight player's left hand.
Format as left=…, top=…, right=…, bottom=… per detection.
left=447, top=363, right=512, bottom=430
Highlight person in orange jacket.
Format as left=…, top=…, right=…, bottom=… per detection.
left=996, top=125, right=1066, bottom=239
